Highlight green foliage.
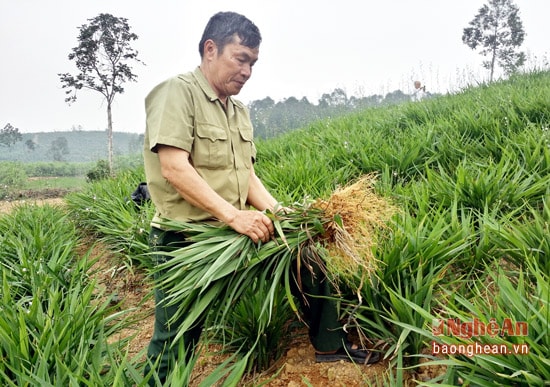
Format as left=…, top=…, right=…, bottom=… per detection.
left=0, top=204, right=78, bottom=300
left=149, top=203, right=330, bottom=380
left=4, top=70, right=549, bottom=385
left=0, top=123, right=22, bottom=148
left=0, top=162, right=27, bottom=190
left=86, top=159, right=111, bottom=181
left=462, top=0, right=526, bottom=81
left=0, top=161, right=86, bottom=200
left=253, top=70, right=550, bottom=383
left=65, top=168, right=152, bottom=266
left=492, top=197, right=550, bottom=274
left=424, top=157, right=549, bottom=216
left=24, top=138, right=36, bottom=151
left=24, top=161, right=89, bottom=177
left=47, top=136, right=70, bottom=161
left=210, top=278, right=294, bottom=373
left=249, top=88, right=424, bottom=139
left=256, top=70, right=550, bottom=203
left=113, top=152, right=144, bottom=172
left=412, top=258, right=550, bottom=386
left=350, top=206, right=472, bottom=363
left=0, top=204, right=142, bottom=386
left=152, top=204, right=325, bottom=336
left=23, top=176, right=86, bottom=191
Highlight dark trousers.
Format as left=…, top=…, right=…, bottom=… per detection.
left=144, top=227, right=347, bottom=385
left=293, top=245, right=347, bottom=352
left=144, top=228, right=203, bottom=386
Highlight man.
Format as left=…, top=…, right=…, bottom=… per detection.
left=411, top=80, right=426, bottom=101
left=143, top=11, right=379, bottom=384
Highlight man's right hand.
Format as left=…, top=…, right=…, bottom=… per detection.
left=228, top=210, right=274, bottom=244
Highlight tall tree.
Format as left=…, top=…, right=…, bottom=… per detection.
left=462, top=0, right=525, bottom=82
left=48, top=136, right=70, bottom=161
left=59, top=13, right=143, bottom=174
left=249, top=97, right=275, bottom=139
left=0, top=123, right=22, bottom=148
left=25, top=139, right=37, bottom=151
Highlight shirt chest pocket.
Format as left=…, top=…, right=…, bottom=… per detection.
left=194, top=123, right=231, bottom=169
left=238, top=127, right=253, bottom=168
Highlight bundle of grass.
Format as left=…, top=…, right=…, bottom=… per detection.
left=150, top=174, right=397, bottom=383
left=314, top=174, right=398, bottom=294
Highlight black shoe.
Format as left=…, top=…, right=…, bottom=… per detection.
left=315, top=342, right=380, bottom=364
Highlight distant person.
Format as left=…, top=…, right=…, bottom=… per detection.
left=411, top=80, right=426, bottom=101
left=142, top=10, right=380, bottom=385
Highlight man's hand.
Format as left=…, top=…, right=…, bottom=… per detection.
left=228, top=210, right=274, bottom=243
left=157, top=146, right=277, bottom=244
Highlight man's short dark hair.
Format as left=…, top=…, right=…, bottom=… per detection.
left=199, top=11, right=262, bottom=58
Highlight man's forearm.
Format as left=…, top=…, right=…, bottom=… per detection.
left=158, top=146, right=239, bottom=223
left=247, top=168, right=278, bottom=212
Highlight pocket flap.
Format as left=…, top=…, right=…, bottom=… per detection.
left=196, top=124, right=228, bottom=141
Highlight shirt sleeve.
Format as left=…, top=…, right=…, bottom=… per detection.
left=145, top=76, right=195, bottom=153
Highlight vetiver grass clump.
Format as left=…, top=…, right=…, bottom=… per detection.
left=65, top=167, right=152, bottom=268
left=0, top=204, right=143, bottom=385
left=254, top=70, right=550, bottom=385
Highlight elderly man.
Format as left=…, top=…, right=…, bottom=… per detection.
left=142, top=11, right=379, bottom=385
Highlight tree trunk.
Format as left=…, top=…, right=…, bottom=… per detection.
left=490, top=47, right=496, bottom=82
left=107, top=102, right=114, bottom=175
left=489, top=23, right=498, bottom=82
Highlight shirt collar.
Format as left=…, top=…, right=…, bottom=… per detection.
left=193, top=67, right=218, bottom=102
left=192, top=66, right=244, bottom=110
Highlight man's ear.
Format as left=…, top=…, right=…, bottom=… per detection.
left=203, top=39, right=217, bottom=58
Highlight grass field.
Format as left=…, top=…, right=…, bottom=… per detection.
left=1, top=69, right=549, bottom=386
left=24, top=176, right=86, bottom=190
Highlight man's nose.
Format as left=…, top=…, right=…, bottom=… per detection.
left=241, top=63, right=252, bottom=78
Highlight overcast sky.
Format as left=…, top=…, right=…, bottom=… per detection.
left=1, top=0, right=548, bottom=134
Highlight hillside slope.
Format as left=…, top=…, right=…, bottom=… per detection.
left=1, top=130, right=143, bottom=163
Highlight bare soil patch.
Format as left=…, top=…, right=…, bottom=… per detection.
left=3, top=187, right=73, bottom=200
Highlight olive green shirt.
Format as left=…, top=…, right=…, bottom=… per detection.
left=143, top=67, right=257, bottom=227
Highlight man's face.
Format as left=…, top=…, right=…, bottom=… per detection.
left=206, top=37, right=259, bottom=100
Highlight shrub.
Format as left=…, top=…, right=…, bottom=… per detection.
left=86, top=159, right=111, bottom=182
left=0, top=162, right=27, bottom=188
